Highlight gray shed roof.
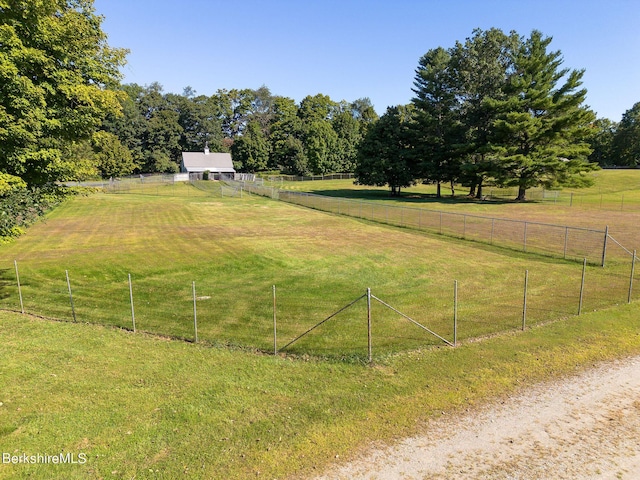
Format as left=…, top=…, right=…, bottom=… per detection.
left=180, top=152, right=235, bottom=173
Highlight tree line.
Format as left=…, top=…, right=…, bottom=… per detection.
left=356, top=28, right=639, bottom=201
left=1, top=1, right=639, bottom=208
left=100, top=84, right=378, bottom=177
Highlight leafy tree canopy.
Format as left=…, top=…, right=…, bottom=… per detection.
left=611, top=102, right=640, bottom=167
left=355, top=105, right=417, bottom=196
left=0, top=0, right=128, bottom=185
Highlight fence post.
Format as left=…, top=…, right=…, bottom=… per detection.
left=490, top=218, right=495, bottom=245
left=523, top=222, right=528, bottom=252
left=273, top=285, right=277, bottom=355
left=128, top=274, right=136, bottom=332
left=629, top=250, right=636, bottom=304
left=192, top=281, right=198, bottom=343
left=14, top=260, right=24, bottom=314
left=563, top=226, right=569, bottom=259
left=601, top=226, right=609, bottom=267
left=522, top=270, right=529, bottom=330
left=367, top=287, right=372, bottom=364
left=453, top=280, right=458, bottom=347
left=578, top=258, right=587, bottom=315
left=65, top=270, right=77, bottom=322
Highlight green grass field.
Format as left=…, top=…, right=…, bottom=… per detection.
left=1, top=171, right=639, bottom=478
left=2, top=303, right=640, bottom=479
left=0, top=180, right=637, bottom=359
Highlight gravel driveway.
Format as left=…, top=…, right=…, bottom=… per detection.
left=317, top=355, right=640, bottom=479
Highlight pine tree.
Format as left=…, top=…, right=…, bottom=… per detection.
left=491, top=31, right=597, bottom=200
left=411, top=47, right=464, bottom=197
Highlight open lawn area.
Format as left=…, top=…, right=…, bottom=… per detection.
left=2, top=304, right=640, bottom=479
left=0, top=181, right=637, bottom=357
left=1, top=173, right=639, bottom=478
left=273, top=169, right=640, bottom=254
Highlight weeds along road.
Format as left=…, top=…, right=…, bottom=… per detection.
left=317, top=355, right=640, bottom=480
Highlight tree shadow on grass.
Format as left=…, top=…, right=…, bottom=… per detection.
left=308, top=189, right=521, bottom=206
left=0, top=268, right=16, bottom=301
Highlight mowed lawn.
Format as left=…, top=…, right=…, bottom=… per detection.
left=0, top=185, right=640, bottom=359
left=1, top=180, right=640, bottom=479
left=2, top=301, right=640, bottom=479
left=0, top=183, right=636, bottom=357
left=276, top=169, right=640, bottom=256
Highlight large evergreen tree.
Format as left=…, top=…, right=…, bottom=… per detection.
left=490, top=31, right=597, bottom=200
left=411, top=46, right=463, bottom=197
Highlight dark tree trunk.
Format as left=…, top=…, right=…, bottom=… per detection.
left=516, top=185, right=527, bottom=201
left=475, top=183, right=483, bottom=199
left=436, top=181, right=441, bottom=198
left=450, top=180, right=456, bottom=197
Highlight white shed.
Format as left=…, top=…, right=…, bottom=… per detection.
left=180, top=146, right=235, bottom=178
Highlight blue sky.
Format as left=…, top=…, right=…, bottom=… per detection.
left=94, top=0, right=639, bottom=121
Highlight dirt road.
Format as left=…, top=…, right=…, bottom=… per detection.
left=317, top=355, right=640, bottom=479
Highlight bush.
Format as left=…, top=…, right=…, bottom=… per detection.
left=0, top=185, right=71, bottom=241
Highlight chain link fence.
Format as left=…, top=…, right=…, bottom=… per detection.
left=232, top=181, right=609, bottom=266
left=6, top=251, right=638, bottom=362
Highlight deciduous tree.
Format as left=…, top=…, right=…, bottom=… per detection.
left=0, top=0, right=127, bottom=184
left=611, top=102, right=640, bottom=167
left=355, top=105, right=417, bottom=196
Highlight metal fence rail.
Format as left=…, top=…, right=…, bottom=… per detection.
left=233, top=181, right=608, bottom=266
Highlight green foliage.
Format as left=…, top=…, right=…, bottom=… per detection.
left=0, top=172, right=26, bottom=195
left=588, top=118, right=617, bottom=166
left=490, top=31, right=597, bottom=199
left=355, top=105, right=417, bottom=195
left=105, top=86, right=370, bottom=176
left=91, top=131, right=136, bottom=178
left=411, top=46, right=464, bottom=197
left=230, top=120, right=270, bottom=172
left=408, top=28, right=598, bottom=200
left=0, top=0, right=127, bottom=185
left=304, top=119, right=340, bottom=175
left=611, top=102, right=640, bottom=167
left=0, top=184, right=69, bottom=240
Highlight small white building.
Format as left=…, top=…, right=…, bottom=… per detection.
left=180, top=145, right=235, bottom=179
